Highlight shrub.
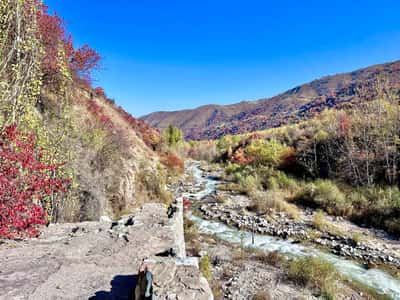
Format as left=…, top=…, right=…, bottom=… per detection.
left=312, top=211, right=344, bottom=237
left=293, top=180, right=350, bottom=216
left=237, top=174, right=260, bottom=194
left=351, top=232, right=365, bottom=244
left=273, top=171, right=300, bottom=194
left=0, top=125, right=70, bottom=239
left=211, top=282, right=224, bottom=300
left=253, top=291, right=271, bottom=300
left=249, top=190, right=300, bottom=219
left=254, top=250, right=283, bottom=267
left=184, top=217, right=199, bottom=242
left=287, top=256, right=338, bottom=296
left=199, top=255, right=212, bottom=281
left=225, top=162, right=241, bottom=176
left=160, top=152, right=184, bottom=174
left=245, top=139, right=290, bottom=167
left=163, top=125, right=183, bottom=146
left=348, top=187, right=400, bottom=236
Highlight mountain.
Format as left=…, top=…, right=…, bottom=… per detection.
left=141, top=60, right=400, bottom=140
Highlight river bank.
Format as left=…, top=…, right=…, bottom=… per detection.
left=180, top=161, right=400, bottom=299
left=192, top=163, right=400, bottom=271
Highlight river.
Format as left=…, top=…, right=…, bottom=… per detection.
left=184, top=162, right=400, bottom=299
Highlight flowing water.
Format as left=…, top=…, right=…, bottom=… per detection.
left=184, top=162, right=400, bottom=299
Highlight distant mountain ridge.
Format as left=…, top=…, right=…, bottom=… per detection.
left=141, top=60, right=400, bottom=140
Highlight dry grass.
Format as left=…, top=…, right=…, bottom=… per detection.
left=312, top=211, right=344, bottom=237
left=211, top=282, right=224, bottom=300
left=215, top=194, right=228, bottom=204
left=249, top=190, right=301, bottom=220
left=184, top=218, right=199, bottom=241
left=253, top=250, right=283, bottom=267
left=351, top=232, right=366, bottom=244
left=287, top=256, right=338, bottom=298
left=252, top=291, right=271, bottom=300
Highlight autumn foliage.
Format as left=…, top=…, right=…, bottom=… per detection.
left=0, top=125, right=70, bottom=239
left=85, top=100, right=113, bottom=129
left=37, top=3, right=100, bottom=84
left=160, top=152, right=184, bottom=174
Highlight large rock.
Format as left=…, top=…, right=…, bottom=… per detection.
left=0, top=203, right=212, bottom=300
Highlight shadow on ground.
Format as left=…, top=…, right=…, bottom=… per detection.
left=89, top=274, right=138, bottom=300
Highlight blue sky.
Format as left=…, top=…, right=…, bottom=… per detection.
left=46, top=0, right=400, bottom=117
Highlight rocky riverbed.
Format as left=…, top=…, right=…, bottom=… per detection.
left=186, top=234, right=376, bottom=300
left=186, top=163, right=400, bottom=274
left=0, top=202, right=212, bottom=300
left=199, top=200, right=400, bottom=270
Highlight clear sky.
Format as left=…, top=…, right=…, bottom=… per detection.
left=46, top=0, right=400, bottom=117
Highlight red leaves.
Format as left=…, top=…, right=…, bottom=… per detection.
left=37, top=5, right=67, bottom=76
left=94, top=87, right=106, bottom=97
left=160, top=153, right=184, bottom=173
left=36, top=3, right=99, bottom=84
left=0, top=125, right=70, bottom=239
left=86, top=100, right=113, bottom=129
left=231, top=148, right=253, bottom=165
left=70, top=45, right=100, bottom=82
left=111, top=105, right=161, bottom=149
left=337, top=113, right=352, bottom=137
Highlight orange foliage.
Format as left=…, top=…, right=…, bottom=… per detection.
left=160, top=152, right=184, bottom=173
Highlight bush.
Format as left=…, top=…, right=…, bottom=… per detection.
left=237, top=174, right=260, bottom=194
left=253, top=250, right=283, bottom=267
left=351, top=232, right=365, bottom=244
left=312, top=211, right=344, bottom=237
left=287, top=256, right=337, bottom=297
left=160, top=152, right=184, bottom=174
left=348, top=187, right=400, bottom=236
left=211, top=282, right=224, bottom=300
left=199, top=255, right=212, bottom=281
left=225, top=162, right=241, bottom=176
left=293, top=180, right=350, bottom=216
left=245, top=139, right=290, bottom=167
left=252, top=291, right=271, bottom=300
left=184, top=217, right=199, bottom=242
left=273, top=171, right=300, bottom=194
left=249, top=190, right=300, bottom=219
left=0, top=125, right=70, bottom=239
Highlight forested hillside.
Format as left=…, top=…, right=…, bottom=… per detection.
left=181, top=79, right=400, bottom=236
left=142, top=60, right=400, bottom=140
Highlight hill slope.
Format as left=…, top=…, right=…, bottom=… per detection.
left=52, top=86, right=166, bottom=222
left=141, top=60, right=400, bottom=140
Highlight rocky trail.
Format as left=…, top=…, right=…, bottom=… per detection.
left=0, top=201, right=212, bottom=300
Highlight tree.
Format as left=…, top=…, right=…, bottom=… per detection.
left=245, top=139, right=290, bottom=167
left=37, top=4, right=100, bottom=85
left=0, top=0, right=42, bottom=129
left=164, top=125, right=183, bottom=146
